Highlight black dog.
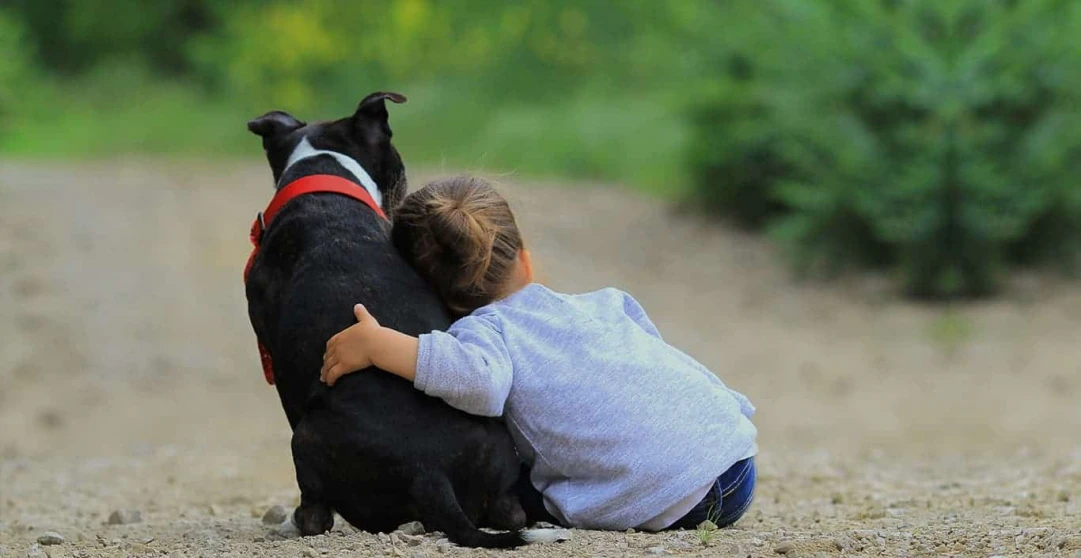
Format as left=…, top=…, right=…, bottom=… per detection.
left=244, top=92, right=562, bottom=548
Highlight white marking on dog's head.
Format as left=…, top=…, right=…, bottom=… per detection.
left=282, top=137, right=383, bottom=209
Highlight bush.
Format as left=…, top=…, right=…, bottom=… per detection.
left=687, top=0, right=1081, bottom=298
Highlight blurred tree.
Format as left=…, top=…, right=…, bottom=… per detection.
left=8, top=0, right=216, bottom=74
left=0, top=9, right=30, bottom=127
left=688, top=0, right=1081, bottom=298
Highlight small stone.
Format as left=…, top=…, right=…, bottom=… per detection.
left=37, top=532, right=65, bottom=546
left=832, top=537, right=849, bottom=551
left=301, top=549, right=317, bottom=558
left=207, top=505, right=221, bottom=516
left=275, top=517, right=300, bottom=538
left=26, top=544, right=47, bottom=558
left=261, top=505, right=289, bottom=526
left=435, top=538, right=453, bottom=553
left=646, top=546, right=667, bottom=555
left=396, top=521, right=425, bottom=536
left=107, top=510, right=142, bottom=526
left=774, top=540, right=796, bottom=554
left=695, top=520, right=717, bottom=532
left=401, top=534, right=424, bottom=547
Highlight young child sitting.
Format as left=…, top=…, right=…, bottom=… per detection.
left=320, top=176, right=758, bottom=531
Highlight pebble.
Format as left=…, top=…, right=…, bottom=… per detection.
left=37, top=532, right=65, bottom=545
left=774, top=540, right=796, bottom=554
left=301, top=549, right=317, bottom=558
left=396, top=521, right=426, bottom=536
left=435, top=538, right=453, bottom=553
left=696, top=520, right=717, bottom=531
left=275, top=518, right=300, bottom=538
left=26, top=544, right=47, bottom=558
left=261, top=505, right=289, bottom=526
left=832, top=537, right=849, bottom=551
left=646, top=546, right=667, bottom=555
left=107, top=510, right=142, bottom=525
left=400, top=534, right=425, bottom=547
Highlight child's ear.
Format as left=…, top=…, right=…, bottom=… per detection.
left=520, top=249, right=535, bottom=283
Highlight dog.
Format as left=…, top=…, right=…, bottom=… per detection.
left=244, top=92, right=564, bottom=548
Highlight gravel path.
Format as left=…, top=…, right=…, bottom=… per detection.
left=1, top=160, right=1080, bottom=558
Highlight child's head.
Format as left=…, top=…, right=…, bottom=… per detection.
left=392, top=176, right=531, bottom=316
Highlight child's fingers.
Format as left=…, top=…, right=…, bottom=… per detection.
left=354, top=304, right=372, bottom=322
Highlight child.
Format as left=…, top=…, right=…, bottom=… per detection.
left=320, top=177, right=757, bottom=531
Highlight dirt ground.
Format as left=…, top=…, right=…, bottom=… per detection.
left=1, top=160, right=1080, bottom=558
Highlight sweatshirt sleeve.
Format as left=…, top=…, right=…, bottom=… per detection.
left=413, top=315, right=514, bottom=417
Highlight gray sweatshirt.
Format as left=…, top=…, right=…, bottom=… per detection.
left=413, top=284, right=757, bottom=530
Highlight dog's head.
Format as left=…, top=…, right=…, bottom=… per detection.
left=247, top=91, right=408, bottom=213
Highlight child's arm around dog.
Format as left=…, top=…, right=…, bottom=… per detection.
left=322, top=304, right=515, bottom=417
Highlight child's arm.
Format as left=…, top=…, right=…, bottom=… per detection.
left=321, top=304, right=418, bottom=384
left=321, top=304, right=514, bottom=417
left=412, top=316, right=514, bottom=417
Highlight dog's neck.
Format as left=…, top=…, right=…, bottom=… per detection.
left=281, top=137, right=383, bottom=209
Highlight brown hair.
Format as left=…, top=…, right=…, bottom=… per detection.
left=392, top=176, right=524, bottom=316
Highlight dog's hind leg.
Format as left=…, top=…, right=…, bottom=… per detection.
left=487, top=488, right=527, bottom=531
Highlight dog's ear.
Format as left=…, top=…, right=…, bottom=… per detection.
left=353, top=92, right=407, bottom=144
left=247, top=111, right=305, bottom=138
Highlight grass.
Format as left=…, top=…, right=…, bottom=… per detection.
left=694, top=525, right=715, bottom=546
left=1, top=74, right=691, bottom=199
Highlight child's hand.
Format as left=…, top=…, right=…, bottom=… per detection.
left=321, top=304, right=382, bottom=386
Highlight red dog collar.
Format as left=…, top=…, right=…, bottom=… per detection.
left=244, top=174, right=388, bottom=384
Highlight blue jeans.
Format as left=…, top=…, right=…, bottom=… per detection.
left=668, top=457, right=756, bottom=530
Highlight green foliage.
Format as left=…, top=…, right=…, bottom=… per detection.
left=2, top=0, right=708, bottom=194
left=6, top=0, right=1081, bottom=298
left=688, top=0, right=1081, bottom=298
left=0, top=9, right=31, bottom=128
